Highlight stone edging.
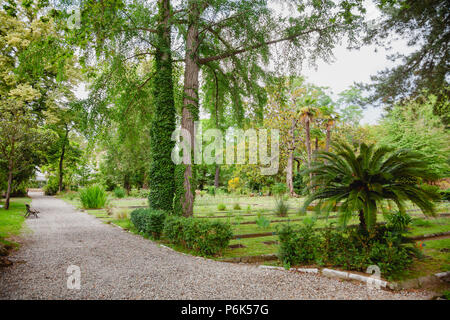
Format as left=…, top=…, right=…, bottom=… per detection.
left=257, top=265, right=450, bottom=291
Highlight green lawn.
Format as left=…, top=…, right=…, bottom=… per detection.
left=0, top=197, right=31, bottom=246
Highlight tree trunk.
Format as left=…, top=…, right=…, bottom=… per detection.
left=148, top=0, right=176, bottom=211
left=286, top=151, right=294, bottom=195
left=4, top=166, right=13, bottom=210
left=58, top=127, right=69, bottom=193
left=305, top=117, right=312, bottom=182
left=359, top=209, right=367, bottom=232
left=286, top=119, right=295, bottom=195
left=178, top=1, right=200, bottom=217
left=325, top=123, right=331, bottom=152
left=214, top=165, right=220, bottom=188
left=124, top=174, right=131, bottom=195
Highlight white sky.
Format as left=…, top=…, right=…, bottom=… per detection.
left=75, top=1, right=414, bottom=126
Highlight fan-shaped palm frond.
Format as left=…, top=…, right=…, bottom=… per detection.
left=300, top=142, right=440, bottom=231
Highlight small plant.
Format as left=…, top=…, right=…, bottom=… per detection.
left=246, top=205, right=251, bottom=213
left=385, top=212, right=412, bottom=233
left=79, top=185, right=108, bottom=209
left=113, top=187, right=126, bottom=199
left=234, top=213, right=244, bottom=226
left=411, top=218, right=433, bottom=227
left=207, top=186, right=216, bottom=196
left=274, top=197, right=289, bottom=217
left=217, top=203, right=226, bottom=211
left=233, top=203, right=241, bottom=210
left=114, top=209, right=129, bottom=220
left=105, top=204, right=113, bottom=216
left=255, top=215, right=270, bottom=229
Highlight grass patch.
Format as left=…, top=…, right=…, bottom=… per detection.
left=0, top=197, right=31, bottom=246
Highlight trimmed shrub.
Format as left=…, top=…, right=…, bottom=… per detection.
left=217, top=203, right=226, bottom=211
left=278, top=223, right=414, bottom=277
left=130, top=208, right=167, bottom=239
left=113, top=187, right=126, bottom=198
left=163, top=216, right=233, bottom=256
left=79, top=185, right=108, bottom=209
left=277, top=223, right=321, bottom=268
left=233, top=203, right=241, bottom=210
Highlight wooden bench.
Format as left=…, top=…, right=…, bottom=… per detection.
left=24, top=204, right=39, bottom=218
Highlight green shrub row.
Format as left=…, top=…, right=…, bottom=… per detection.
left=164, top=216, right=233, bottom=256
left=278, top=222, right=415, bottom=278
left=129, top=210, right=233, bottom=256
left=130, top=208, right=167, bottom=239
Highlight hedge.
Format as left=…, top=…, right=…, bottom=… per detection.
left=163, top=216, right=233, bottom=256
left=130, top=208, right=167, bottom=239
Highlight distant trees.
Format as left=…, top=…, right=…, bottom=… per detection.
left=0, top=1, right=77, bottom=208
left=376, top=94, right=450, bottom=179
left=363, top=0, right=449, bottom=125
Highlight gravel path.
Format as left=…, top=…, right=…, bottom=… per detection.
left=0, top=192, right=432, bottom=300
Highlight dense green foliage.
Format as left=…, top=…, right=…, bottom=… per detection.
left=364, top=0, right=449, bottom=124
left=130, top=208, right=167, bottom=240
left=163, top=216, right=233, bottom=256
left=79, top=185, right=108, bottom=209
left=376, top=95, right=450, bottom=178
left=148, top=0, right=176, bottom=212
left=113, top=187, right=126, bottom=199
left=278, top=221, right=415, bottom=277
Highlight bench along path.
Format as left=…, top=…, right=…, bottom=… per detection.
left=0, top=192, right=432, bottom=299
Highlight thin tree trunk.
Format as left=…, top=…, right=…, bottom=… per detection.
left=58, top=127, right=69, bottom=193
left=305, top=117, right=312, bottom=182
left=5, top=166, right=13, bottom=210
left=325, top=123, right=331, bottom=152
left=179, top=1, right=200, bottom=217
left=287, top=119, right=295, bottom=195
left=214, top=165, right=220, bottom=188
left=286, top=151, right=294, bottom=195
left=359, top=209, right=367, bottom=232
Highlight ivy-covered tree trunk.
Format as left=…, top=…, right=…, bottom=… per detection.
left=176, top=2, right=200, bottom=217
left=149, top=0, right=176, bottom=212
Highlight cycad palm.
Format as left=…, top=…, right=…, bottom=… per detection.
left=301, top=142, right=440, bottom=231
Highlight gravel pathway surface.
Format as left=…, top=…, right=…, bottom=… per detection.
left=0, top=192, right=433, bottom=300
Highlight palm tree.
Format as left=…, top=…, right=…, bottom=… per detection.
left=301, top=142, right=440, bottom=231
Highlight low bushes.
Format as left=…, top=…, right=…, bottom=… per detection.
left=278, top=220, right=415, bottom=278
left=164, top=216, right=233, bottom=256
left=278, top=224, right=321, bottom=267
left=130, top=208, right=167, bottom=239
left=79, top=185, right=108, bottom=209
left=113, top=187, right=126, bottom=198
